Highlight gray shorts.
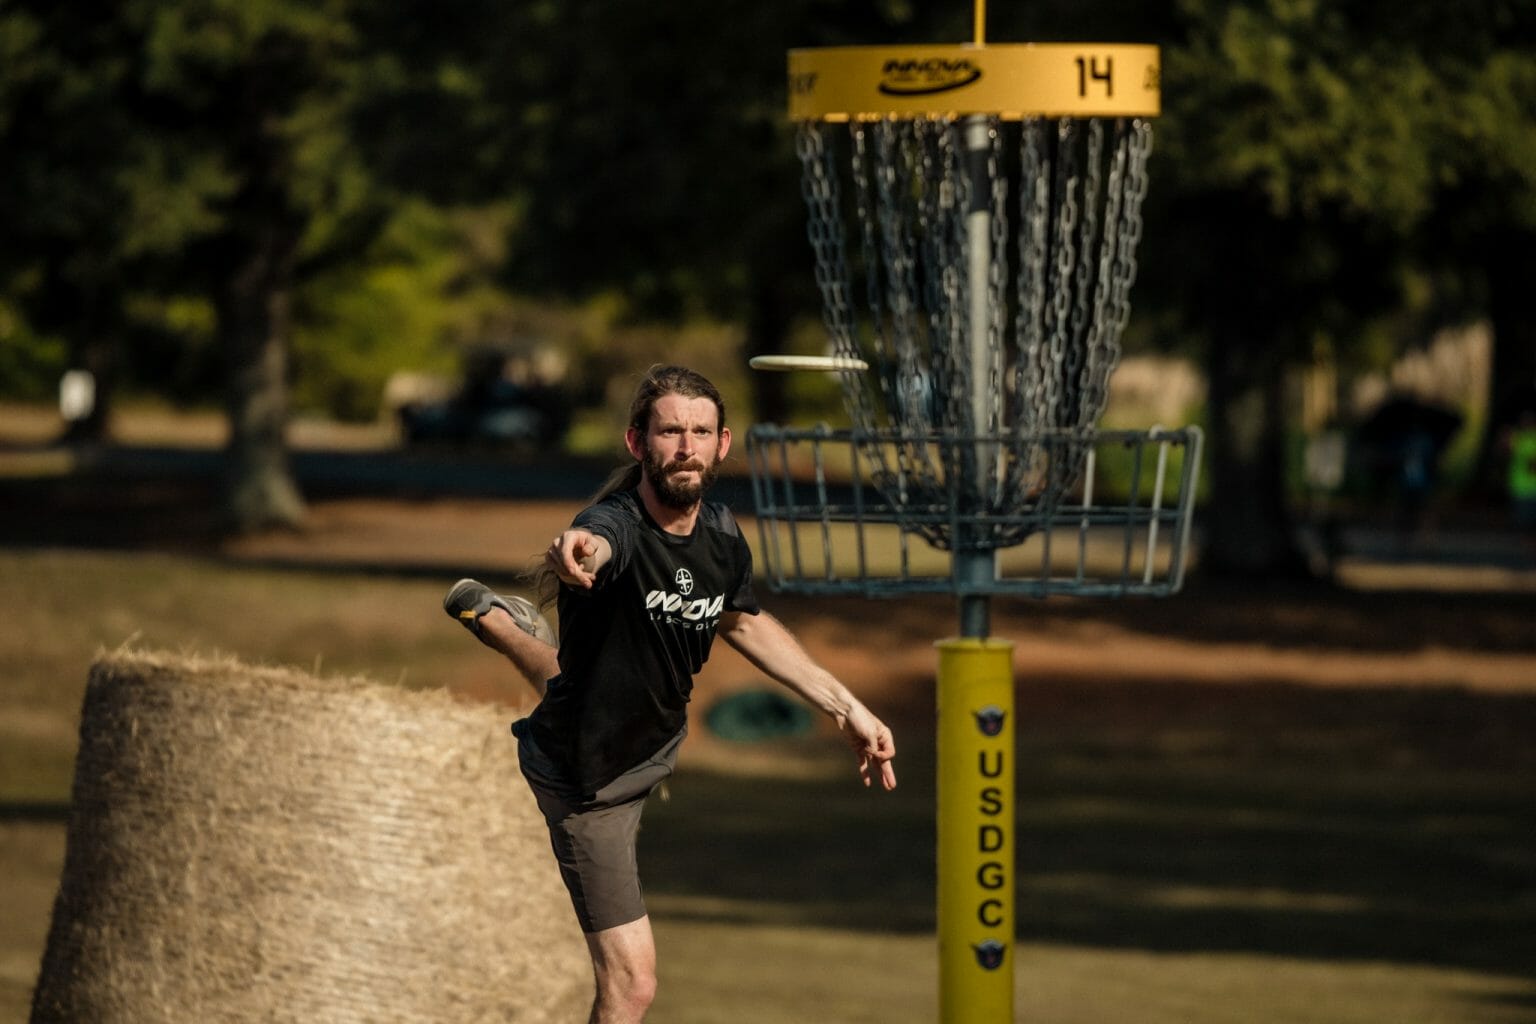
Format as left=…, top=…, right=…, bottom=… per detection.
left=513, top=721, right=684, bottom=933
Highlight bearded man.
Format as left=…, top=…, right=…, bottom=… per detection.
left=443, top=364, right=897, bottom=1024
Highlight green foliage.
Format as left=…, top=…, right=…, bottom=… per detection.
left=120, top=0, right=387, bottom=274
left=493, top=1, right=936, bottom=324
left=1166, top=0, right=1439, bottom=223
left=120, top=291, right=220, bottom=401
left=291, top=202, right=515, bottom=421
left=1149, top=0, right=1428, bottom=361
left=1148, top=0, right=1536, bottom=357
left=1439, top=49, right=1536, bottom=232
left=1088, top=433, right=1206, bottom=507
left=0, top=294, right=65, bottom=399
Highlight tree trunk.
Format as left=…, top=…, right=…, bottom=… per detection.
left=220, top=227, right=305, bottom=533
left=1200, top=335, right=1313, bottom=578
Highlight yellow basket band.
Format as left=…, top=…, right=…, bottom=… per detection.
left=789, top=43, right=1160, bottom=121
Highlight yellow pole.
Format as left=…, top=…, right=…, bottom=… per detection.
left=936, top=638, right=1014, bottom=1022
left=974, top=0, right=986, bottom=45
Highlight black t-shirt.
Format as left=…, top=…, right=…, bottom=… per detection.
left=525, top=488, right=760, bottom=794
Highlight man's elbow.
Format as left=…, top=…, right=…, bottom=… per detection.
left=718, top=611, right=758, bottom=647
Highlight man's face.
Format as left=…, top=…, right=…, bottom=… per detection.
left=628, top=393, right=732, bottom=510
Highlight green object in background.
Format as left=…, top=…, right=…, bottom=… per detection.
left=705, top=690, right=814, bottom=742
left=1510, top=427, right=1536, bottom=500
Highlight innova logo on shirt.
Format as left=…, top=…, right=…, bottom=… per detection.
left=645, top=589, right=725, bottom=626
left=675, top=567, right=694, bottom=595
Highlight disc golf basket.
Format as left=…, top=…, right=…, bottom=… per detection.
left=750, top=42, right=1202, bottom=625
left=745, top=13, right=1202, bottom=1023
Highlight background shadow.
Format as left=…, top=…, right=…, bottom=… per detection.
left=645, top=676, right=1536, bottom=978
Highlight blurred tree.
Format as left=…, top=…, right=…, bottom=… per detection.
left=1415, top=16, right=1536, bottom=486
left=1162, top=0, right=1536, bottom=572
left=121, top=0, right=395, bottom=531
left=487, top=0, right=924, bottom=425
left=0, top=0, right=402, bottom=529
left=1146, top=0, right=1444, bottom=575
left=1, top=0, right=563, bottom=529
left=290, top=201, right=520, bottom=421
left=0, top=5, right=142, bottom=439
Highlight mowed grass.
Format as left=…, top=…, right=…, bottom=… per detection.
left=3, top=549, right=1536, bottom=1022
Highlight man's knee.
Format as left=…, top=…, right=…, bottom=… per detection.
left=617, top=966, right=658, bottom=1011
left=595, top=961, right=656, bottom=1019
left=587, top=917, right=657, bottom=1021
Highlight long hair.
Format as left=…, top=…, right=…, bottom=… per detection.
left=530, top=365, right=727, bottom=607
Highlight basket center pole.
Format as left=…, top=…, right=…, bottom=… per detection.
left=939, top=109, right=1015, bottom=1024
left=959, top=113, right=995, bottom=641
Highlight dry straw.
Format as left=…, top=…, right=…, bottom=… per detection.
left=31, top=649, right=590, bottom=1023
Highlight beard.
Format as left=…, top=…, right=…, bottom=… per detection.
left=644, top=447, right=721, bottom=509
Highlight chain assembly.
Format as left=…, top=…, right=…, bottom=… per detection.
left=795, top=115, right=1154, bottom=551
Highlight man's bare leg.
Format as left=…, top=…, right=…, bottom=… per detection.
left=477, top=606, right=560, bottom=696
left=446, top=580, right=658, bottom=1021
left=444, top=579, right=560, bottom=696
left=585, top=916, right=658, bottom=1024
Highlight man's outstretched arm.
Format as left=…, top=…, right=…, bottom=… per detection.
left=719, top=610, right=898, bottom=790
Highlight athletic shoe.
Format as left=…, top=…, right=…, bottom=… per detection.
left=443, top=578, right=555, bottom=646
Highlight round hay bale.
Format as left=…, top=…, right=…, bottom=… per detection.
left=30, top=649, right=590, bottom=1024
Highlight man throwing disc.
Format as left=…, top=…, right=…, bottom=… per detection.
left=444, top=364, right=897, bottom=1024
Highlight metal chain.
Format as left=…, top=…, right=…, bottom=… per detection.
left=851, top=124, right=886, bottom=373
left=801, top=122, right=904, bottom=508
left=985, top=118, right=1008, bottom=438
left=921, top=120, right=958, bottom=521
left=943, top=118, right=970, bottom=438
left=1068, top=119, right=1105, bottom=430
left=886, top=121, right=922, bottom=429
left=875, top=123, right=923, bottom=448
left=789, top=112, right=1152, bottom=551
left=928, top=119, right=966, bottom=442
left=843, top=122, right=899, bottom=496
left=1105, top=120, right=1152, bottom=383
left=1077, top=119, right=1130, bottom=432
left=796, top=124, right=859, bottom=370
left=1044, top=119, right=1079, bottom=433
left=1014, top=118, right=1049, bottom=437
left=914, top=119, right=943, bottom=439
left=984, top=119, right=1009, bottom=506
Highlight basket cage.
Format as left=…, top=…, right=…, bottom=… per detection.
left=745, top=424, right=1203, bottom=599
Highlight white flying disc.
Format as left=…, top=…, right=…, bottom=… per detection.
left=748, top=354, right=869, bottom=372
